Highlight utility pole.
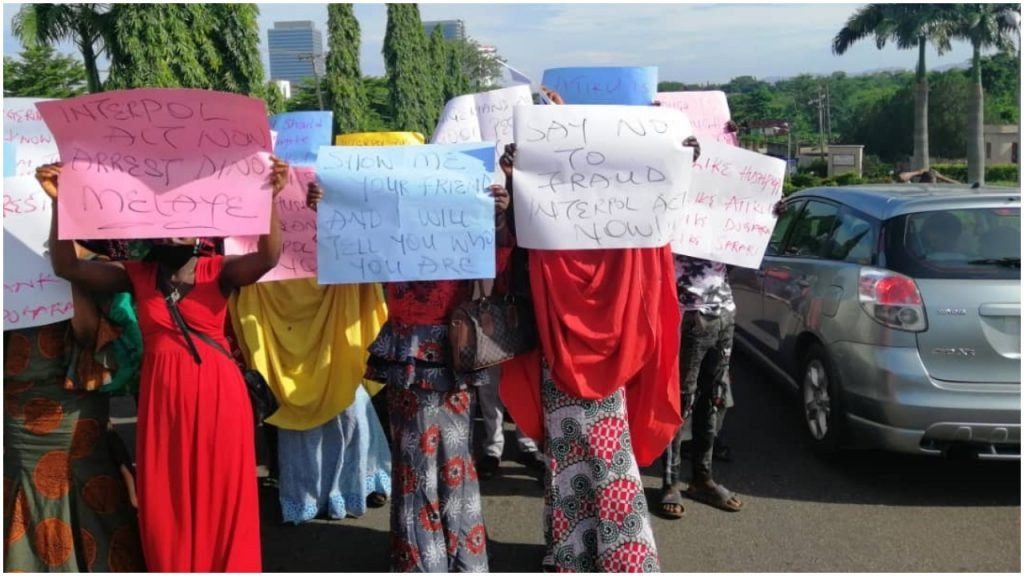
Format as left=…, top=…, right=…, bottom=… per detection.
left=825, top=84, right=832, bottom=144
left=817, top=86, right=826, bottom=163
left=297, top=52, right=326, bottom=111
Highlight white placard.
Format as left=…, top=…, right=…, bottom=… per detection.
left=670, top=141, right=786, bottom=268
left=431, top=85, right=534, bottom=176
left=513, top=104, right=694, bottom=250
left=4, top=176, right=74, bottom=330
left=3, top=97, right=59, bottom=176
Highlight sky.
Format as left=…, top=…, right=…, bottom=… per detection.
left=2, top=2, right=984, bottom=86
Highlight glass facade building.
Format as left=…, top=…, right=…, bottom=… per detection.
left=268, top=21, right=324, bottom=88
left=423, top=20, right=466, bottom=41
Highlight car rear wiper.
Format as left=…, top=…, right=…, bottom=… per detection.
left=967, top=257, right=1021, bottom=268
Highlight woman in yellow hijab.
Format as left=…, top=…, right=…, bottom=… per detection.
left=230, top=253, right=391, bottom=523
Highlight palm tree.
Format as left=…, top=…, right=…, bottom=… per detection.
left=833, top=4, right=955, bottom=171
left=13, top=4, right=112, bottom=93
left=949, top=4, right=1020, bottom=186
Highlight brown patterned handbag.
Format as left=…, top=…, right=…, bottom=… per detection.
left=449, top=279, right=537, bottom=373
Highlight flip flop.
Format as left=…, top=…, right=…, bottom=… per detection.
left=657, top=485, right=686, bottom=519
left=366, top=492, right=388, bottom=508
left=684, top=482, right=744, bottom=512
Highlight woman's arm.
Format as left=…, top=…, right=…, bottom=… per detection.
left=38, top=164, right=132, bottom=294
left=69, top=284, right=100, bottom=350
left=219, top=156, right=289, bottom=294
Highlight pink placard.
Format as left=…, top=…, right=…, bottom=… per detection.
left=224, top=166, right=318, bottom=282
left=36, top=89, right=273, bottom=240
left=656, top=91, right=739, bottom=146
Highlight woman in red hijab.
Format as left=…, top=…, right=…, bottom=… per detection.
left=499, top=89, right=687, bottom=572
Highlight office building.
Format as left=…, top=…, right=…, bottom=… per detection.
left=423, top=19, right=466, bottom=41
left=268, top=21, right=324, bottom=88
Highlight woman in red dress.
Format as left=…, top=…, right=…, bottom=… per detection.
left=38, top=159, right=287, bottom=572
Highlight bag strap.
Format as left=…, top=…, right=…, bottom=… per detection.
left=155, top=265, right=233, bottom=365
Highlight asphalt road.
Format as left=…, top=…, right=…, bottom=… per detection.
left=113, top=349, right=1020, bottom=572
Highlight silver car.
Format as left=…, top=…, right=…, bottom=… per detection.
left=730, top=185, right=1021, bottom=459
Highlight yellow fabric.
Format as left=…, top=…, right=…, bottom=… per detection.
left=229, top=278, right=388, bottom=431
left=336, top=131, right=425, bottom=146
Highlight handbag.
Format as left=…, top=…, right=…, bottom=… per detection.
left=155, top=265, right=280, bottom=422
left=449, top=278, right=537, bottom=373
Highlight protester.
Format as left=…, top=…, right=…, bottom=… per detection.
left=307, top=179, right=509, bottom=573
left=4, top=261, right=144, bottom=572
left=499, top=88, right=682, bottom=572
left=39, top=157, right=288, bottom=572
left=475, top=247, right=545, bottom=480
left=660, top=198, right=786, bottom=518
left=230, top=183, right=392, bottom=524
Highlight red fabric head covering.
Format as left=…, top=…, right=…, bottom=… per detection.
left=500, top=245, right=682, bottom=467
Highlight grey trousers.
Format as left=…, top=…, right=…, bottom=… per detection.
left=476, top=366, right=539, bottom=458
left=662, top=308, right=735, bottom=486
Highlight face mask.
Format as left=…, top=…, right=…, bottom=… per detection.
left=147, top=243, right=195, bottom=270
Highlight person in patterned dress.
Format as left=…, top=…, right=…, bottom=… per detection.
left=4, top=280, right=145, bottom=571
left=307, top=179, right=510, bottom=573
left=499, top=87, right=688, bottom=572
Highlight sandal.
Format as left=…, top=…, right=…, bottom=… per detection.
left=656, top=485, right=686, bottom=519
left=366, top=492, right=388, bottom=508
left=684, top=482, right=744, bottom=512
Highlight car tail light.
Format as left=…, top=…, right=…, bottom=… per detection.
left=858, top=267, right=927, bottom=332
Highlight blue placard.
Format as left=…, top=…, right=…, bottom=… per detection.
left=269, top=111, right=333, bottom=165
left=541, top=66, right=658, bottom=105
left=315, top=142, right=497, bottom=284
left=4, top=143, right=16, bottom=177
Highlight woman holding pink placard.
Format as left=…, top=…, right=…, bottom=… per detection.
left=37, top=157, right=288, bottom=572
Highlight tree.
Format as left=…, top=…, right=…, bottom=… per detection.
left=833, top=4, right=955, bottom=170
left=3, top=45, right=88, bottom=98
left=262, top=81, right=288, bottom=115
left=206, top=4, right=265, bottom=95
left=13, top=3, right=112, bottom=93
left=455, top=38, right=504, bottom=91
left=363, top=75, right=394, bottom=131
left=428, top=25, right=448, bottom=110
left=382, top=3, right=436, bottom=135
left=325, top=4, right=370, bottom=134
left=105, top=4, right=266, bottom=96
left=444, top=41, right=470, bottom=101
left=949, top=4, right=1020, bottom=185
left=105, top=4, right=217, bottom=89
left=286, top=77, right=327, bottom=112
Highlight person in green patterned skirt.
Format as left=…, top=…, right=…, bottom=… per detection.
left=4, top=270, right=145, bottom=571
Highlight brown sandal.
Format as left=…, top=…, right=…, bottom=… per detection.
left=657, top=485, right=686, bottom=519
left=685, top=482, right=744, bottom=512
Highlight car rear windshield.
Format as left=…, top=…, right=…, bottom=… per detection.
left=885, top=207, right=1021, bottom=280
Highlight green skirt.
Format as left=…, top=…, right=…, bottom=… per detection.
left=4, top=324, right=144, bottom=572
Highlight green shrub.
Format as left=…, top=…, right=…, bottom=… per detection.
left=987, top=164, right=1019, bottom=182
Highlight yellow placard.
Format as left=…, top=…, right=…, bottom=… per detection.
left=335, top=132, right=425, bottom=146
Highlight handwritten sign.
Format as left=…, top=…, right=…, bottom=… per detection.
left=225, top=166, right=318, bottom=282
left=657, top=91, right=738, bottom=146
left=36, top=89, right=273, bottom=240
left=336, top=132, right=425, bottom=146
left=269, top=111, right=332, bottom=165
left=431, top=85, right=533, bottom=173
left=513, top=105, right=693, bottom=250
left=541, top=67, right=657, bottom=105
left=4, top=143, right=15, bottom=177
left=4, top=176, right=74, bottom=330
left=670, top=141, right=785, bottom=268
left=4, top=97, right=60, bottom=176
left=315, top=143, right=496, bottom=284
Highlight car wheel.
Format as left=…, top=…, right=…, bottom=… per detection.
left=801, top=343, right=846, bottom=453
